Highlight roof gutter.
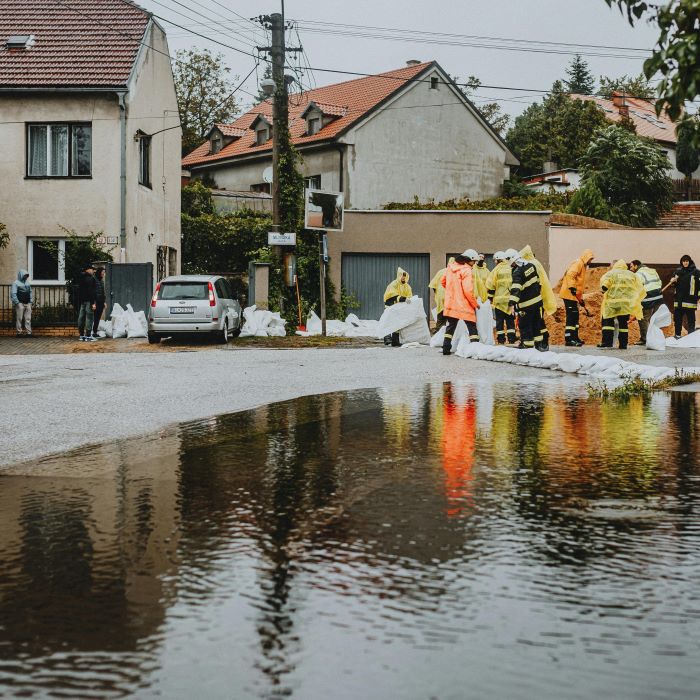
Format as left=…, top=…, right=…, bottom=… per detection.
left=0, top=86, right=127, bottom=93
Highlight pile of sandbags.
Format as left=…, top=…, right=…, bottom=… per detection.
left=239, top=305, right=286, bottom=337
left=298, top=311, right=379, bottom=338
left=666, top=329, right=700, bottom=349
left=376, top=296, right=430, bottom=345
left=98, top=303, right=147, bottom=339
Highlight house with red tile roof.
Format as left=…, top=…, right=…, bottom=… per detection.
left=0, top=0, right=181, bottom=291
left=183, top=60, right=519, bottom=209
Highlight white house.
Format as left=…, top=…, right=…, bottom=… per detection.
left=0, top=0, right=181, bottom=287
left=182, top=61, right=519, bottom=209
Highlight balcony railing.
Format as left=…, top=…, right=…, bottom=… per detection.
left=1, top=284, right=79, bottom=327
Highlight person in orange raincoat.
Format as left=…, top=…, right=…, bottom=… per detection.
left=441, top=249, right=480, bottom=355
left=560, top=249, right=595, bottom=347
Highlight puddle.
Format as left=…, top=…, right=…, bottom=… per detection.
left=0, top=383, right=699, bottom=698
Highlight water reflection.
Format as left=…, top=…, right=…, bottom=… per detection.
left=1, top=382, right=699, bottom=698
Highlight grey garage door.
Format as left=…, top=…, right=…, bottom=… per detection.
left=341, top=253, right=430, bottom=320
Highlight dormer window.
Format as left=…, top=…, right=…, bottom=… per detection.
left=250, top=114, right=272, bottom=147
left=211, top=133, right=222, bottom=154
left=301, top=101, right=346, bottom=137
left=308, top=117, right=321, bottom=135
left=256, top=127, right=269, bottom=146
left=6, top=34, right=35, bottom=49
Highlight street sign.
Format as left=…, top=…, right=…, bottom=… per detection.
left=268, top=231, right=296, bottom=245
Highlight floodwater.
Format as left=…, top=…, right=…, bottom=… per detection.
left=1, top=382, right=699, bottom=699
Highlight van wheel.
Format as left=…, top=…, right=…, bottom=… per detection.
left=148, top=333, right=161, bottom=345
left=218, top=323, right=229, bottom=345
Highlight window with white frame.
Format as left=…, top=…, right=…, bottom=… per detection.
left=304, top=175, right=321, bottom=190
left=139, top=134, right=152, bottom=187
left=27, top=238, right=76, bottom=283
left=26, top=123, right=92, bottom=177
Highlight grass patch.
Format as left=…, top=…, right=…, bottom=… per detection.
left=587, top=369, right=700, bottom=400
left=232, top=335, right=377, bottom=349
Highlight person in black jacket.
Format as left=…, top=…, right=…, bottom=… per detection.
left=508, top=256, right=546, bottom=351
left=670, top=254, right=699, bottom=339
left=77, top=264, right=97, bottom=341
left=91, top=267, right=107, bottom=339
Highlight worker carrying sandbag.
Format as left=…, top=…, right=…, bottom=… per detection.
left=473, top=254, right=490, bottom=303
left=509, top=253, right=547, bottom=351
left=598, top=259, right=644, bottom=350
left=668, top=254, right=699, bottom=339
left=428, top=257, right=454, bottom=329
left=487, top=251, right=516, bottom=345
left=383, top=267, right=412, bottom=347
left=441, top=249, right=480, bottom=355
left=519, top=245, right=555, bottom=351
left=629, top=259, right=663, bottom=345
left=560, top=249, right=595, bottom=347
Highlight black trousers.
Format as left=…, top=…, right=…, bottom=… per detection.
left=443, top=317, right=478, bottom=354
left=518, top=303, right=544, bottom=348
left=92, top=301, right=105, bottom=336
left=494, top=308, right=516, bottom=344
left=564, top=299, right=580, bottom=342
left=601, top=315, right=629, bottom=348
left=674, top=305, right=697, bottom=336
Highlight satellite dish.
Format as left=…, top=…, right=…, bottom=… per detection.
left=262, top=166, right=273, bottom=184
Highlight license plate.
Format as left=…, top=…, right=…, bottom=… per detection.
left=170, top=306, right=195, bottom=314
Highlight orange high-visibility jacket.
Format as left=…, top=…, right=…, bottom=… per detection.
left=560, top=249, right=595, bottom=302
left=441, top=261, right=478, bottom=322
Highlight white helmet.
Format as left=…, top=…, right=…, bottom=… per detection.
left=461, top=248, right=479, bottom=261
left=504, top=248, right=519, bottom=261
left=493, top=250, right=506, bottom=261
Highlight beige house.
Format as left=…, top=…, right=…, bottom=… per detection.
left=0, top=0, right=181, bottom=287
left=183, top=61, right=518, bottom=209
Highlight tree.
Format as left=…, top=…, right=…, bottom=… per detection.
left=174, top=48, right=240, bottom=155
left=565, top=54, right=596, bottom=95
left=459, top=76, right=510, bottom=135
left=599, top=73, right=655, bottom=99
left=0, top=222, right=8, bottom=249
left=567, top=180, right=612, bottom=220
left=604, top=1, right=700, bottom=124
left=575, top=125, right=673, bottom=226
left=256, top=64, right=273, bottom=104
left=505, top=81, right=609, bottom=175
left=676, top=118, right=700, bottom=200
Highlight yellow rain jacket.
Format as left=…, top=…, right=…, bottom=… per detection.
left=519, top=245, right=557, bottom=316
left=384, top=267, right=412, bottom=304
left=472, top=263, right=489, bottom=303
left=428, top=258, right=454, bottom=315
left=560, top=249, right=595, bottom=302
left=600, top=259, right=644, bottom=320
left=486, top=261, right=513, bottom=313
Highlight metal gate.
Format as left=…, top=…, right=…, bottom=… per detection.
left=106, top=262, right=154, bottom=314
left=341, top=253, right=430, bottom=320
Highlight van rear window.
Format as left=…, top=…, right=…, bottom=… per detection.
left=159, top=282, right=208, bottom=300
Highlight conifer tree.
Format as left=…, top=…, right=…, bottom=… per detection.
left=564, top=54, right=596, bottom=95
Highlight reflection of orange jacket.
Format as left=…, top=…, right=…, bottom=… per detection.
left=441, top=262, right=478, bottom=322
left=441, top=388, right=476, bottom=517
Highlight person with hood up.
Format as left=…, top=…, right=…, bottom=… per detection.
left=598, top=259, right=644, bottom=349
left=440, top=249, right=480, bottom=355
left=487, top=251, right=516, bottom=344
left=383, top=267, right=412, bottom=347
left=472, top=254, right=489, bottom=303
left=629, top=260, right=663, bottom=345
left=519, top=245, right=556, bottom=351
left=668, top=254, right=699, bottom=339
left=560, top=249, right=595, bottom=347
left=508, top=253, right=546, bottom=351
left=428, top=258, right=454, bottom=329
left=77, top=264, right=98, bottom=341
left=11, top=269, right=33, bottom=337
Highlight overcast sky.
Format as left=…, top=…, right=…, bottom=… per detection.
left=138, top=0, right=661, bottom=121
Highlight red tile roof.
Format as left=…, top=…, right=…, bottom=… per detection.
left=216, top=124, right=247, bottom=138
left=0, top=0, right=150, bottom=88
left=183, top=62, right=434, bottom=167
left=571, top=93, right=677, bottom=145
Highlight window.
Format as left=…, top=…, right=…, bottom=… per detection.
left=139, top=134, right=151, bottom=188
left=251, top=182, right=271, bottom=194
left=304, top=175, right=321, bottom=190
left=159, top=282, right=208, bottom=301
left=214, top=279, right=228, bottom=300
left=27, top=238, right=76, bottom=283
left=430, top=76, right=439, bottom=90
left=27, top=123, right=91, bottom=177
left=256, top=128, right=269, bottom=146
left=307, top=117, right=321, bottom=135
left=211, top=134, right=222, bottom=154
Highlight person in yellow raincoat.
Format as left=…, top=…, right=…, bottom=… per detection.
left=598, top=259, right=644, bottom=350
left=487, top=251, right=516, bottom=344
left=428, top=258, right=454, bottom=329
left=560, top=249, right=595, bottom=347
left=383, top=267, right=412, bottom=346
left=519, top=245, right=556, bottom=350
left=472, top=254, right=489, bottom=303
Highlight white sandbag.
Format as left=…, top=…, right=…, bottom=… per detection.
left=125, top=304, right=147, bottom=338
left=666, top=329, right=700, bottom=348
left=239, top=305, right=261, bottom=337
left=98, top=319, right=113, bottom=338
left=430, top=320, right=467, bottom=348
left=558, top=354, right=584, bottom=373
left=646, top=304, right=672, bottom=352
left=399, top=316, right=431, bottom=345
left=476, top=300, right=496, bottom=345
left=376, top=296, right=427, bottom=338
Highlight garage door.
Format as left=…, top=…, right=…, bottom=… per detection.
left=341, top=253, right=430, bottom=320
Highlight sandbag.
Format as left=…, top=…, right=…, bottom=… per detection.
left=646, top=304, right=672, bottom=352
left=125, top=304, right=147, bottom=338
left=666, top=329, right=700, bottom=349
left=476, top=300, right=496, bottom=345
left=376, top=296, right=427, bottom=337
left=399, top=317, right=431, bottom=345
left=110, top=303, right=127, bottom=339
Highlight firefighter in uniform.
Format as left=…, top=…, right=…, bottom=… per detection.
left=428, top=258, right=454, bottom=329
left=508, top=254, right=546, bottom=351
left=441, top=249, right=480, bottom=355
left=560, top=249, right=595, bottom=346
left=598, top=259, right=644, bottom=349
left=629, top=260, right=663, bottom=345
left=473, top=254, right=490, bottom=303
left=669, top=254, right=699, bottom=339
left=383, top=267, right=412, bottom=347
left=487, top=251, right=516, bottom=344
left=519, top=245, right=556, bottom=351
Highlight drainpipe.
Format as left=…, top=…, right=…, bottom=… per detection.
left=336, top=143, right=345, bottom=199
left=118, top=91, right=127, bottom=261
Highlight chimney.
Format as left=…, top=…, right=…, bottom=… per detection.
left=406, top=59, right=421, bottom=67
left=543, top=160, right=558, bottom=174
left=612, top=91, right=627, bottom=110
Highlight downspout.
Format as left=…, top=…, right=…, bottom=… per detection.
left=118, top=91, right=127, bottom=261
left=336, top=143, right=346, bottom=201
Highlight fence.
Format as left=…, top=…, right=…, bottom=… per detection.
left=1, top=284, right=79, bottom=327
left=672, top=178, right=700, bottom=201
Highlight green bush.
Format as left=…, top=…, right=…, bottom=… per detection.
left=383, top=191, right=571, bottom=212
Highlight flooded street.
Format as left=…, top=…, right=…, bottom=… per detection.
left=1, top=380, right=699, bottom=699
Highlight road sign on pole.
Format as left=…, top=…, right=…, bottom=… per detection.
left=267, top=231, right=296, bottom=245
